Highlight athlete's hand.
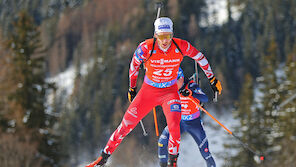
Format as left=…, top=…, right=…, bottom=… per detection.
left=179, top=88, right=192, bottom=97
left=209, top=76, right=222, bottom=95
left=128, top=87, right=137, bottom=102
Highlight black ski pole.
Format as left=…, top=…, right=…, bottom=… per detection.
left=231, top=133, right=265, bottom=161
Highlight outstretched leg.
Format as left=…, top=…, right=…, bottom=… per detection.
left=85, top=85, right=158, bottom=167
left=185, top=118, right=216, bottom=167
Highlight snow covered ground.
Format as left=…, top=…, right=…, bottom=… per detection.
left=178, top=108, right=239, bottom=167
left=46, top=62, right=90, bottom=113
left=47, top=63, right=90, bottom=97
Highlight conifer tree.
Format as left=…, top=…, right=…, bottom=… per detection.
left=224, top=73, right=261, bottom=167
left=0, top=11, right=60, bottom=167
left=274, top=44, right=296, bottom=166
left=254, top=39, right=281, bottom=167
left=225, top=39, right=280, bottom=167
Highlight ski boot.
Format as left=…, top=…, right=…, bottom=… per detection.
left=160, top=162, right=167, bottom=167
left=85, top=151, right=110, bottom=167
left=167, top=154, right=178, bottom=167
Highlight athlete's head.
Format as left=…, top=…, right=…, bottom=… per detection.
left=154, top=17, right=173, bottom=50
left=154, top=17, right=173, bottom=34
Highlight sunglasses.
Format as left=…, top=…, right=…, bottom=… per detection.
left=156, top=34, right=173, bottom=40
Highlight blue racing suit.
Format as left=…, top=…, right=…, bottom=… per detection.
left=158, top=78, right=216, bottom=167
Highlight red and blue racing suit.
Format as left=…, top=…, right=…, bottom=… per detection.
left=103, top=38, right=215, bottom=156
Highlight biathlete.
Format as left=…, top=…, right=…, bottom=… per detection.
left=86, top=17, right=222, bottom=167
left=158, top=69, right=216, bottom=167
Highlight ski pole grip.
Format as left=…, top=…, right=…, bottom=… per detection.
left=213, top=91, right=218, bottom=102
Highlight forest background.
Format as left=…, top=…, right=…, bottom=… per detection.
left=0, top=0, right=295, bottom=167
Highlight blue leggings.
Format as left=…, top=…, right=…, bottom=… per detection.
left=158, top=117, right=216, bottom=167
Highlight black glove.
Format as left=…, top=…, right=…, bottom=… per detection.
left=209, top=76, right=222, bottom=95
left=128, top=87, right=137, bottom=102
left=179, top=88, right=192, bottom=97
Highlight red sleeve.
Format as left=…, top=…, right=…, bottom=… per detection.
left=180, top=40, right=214, bottom=79
left=129, top=41, right=149, bottom=88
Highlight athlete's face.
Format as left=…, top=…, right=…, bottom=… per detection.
left=155, top=32, right=173, bottom=50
